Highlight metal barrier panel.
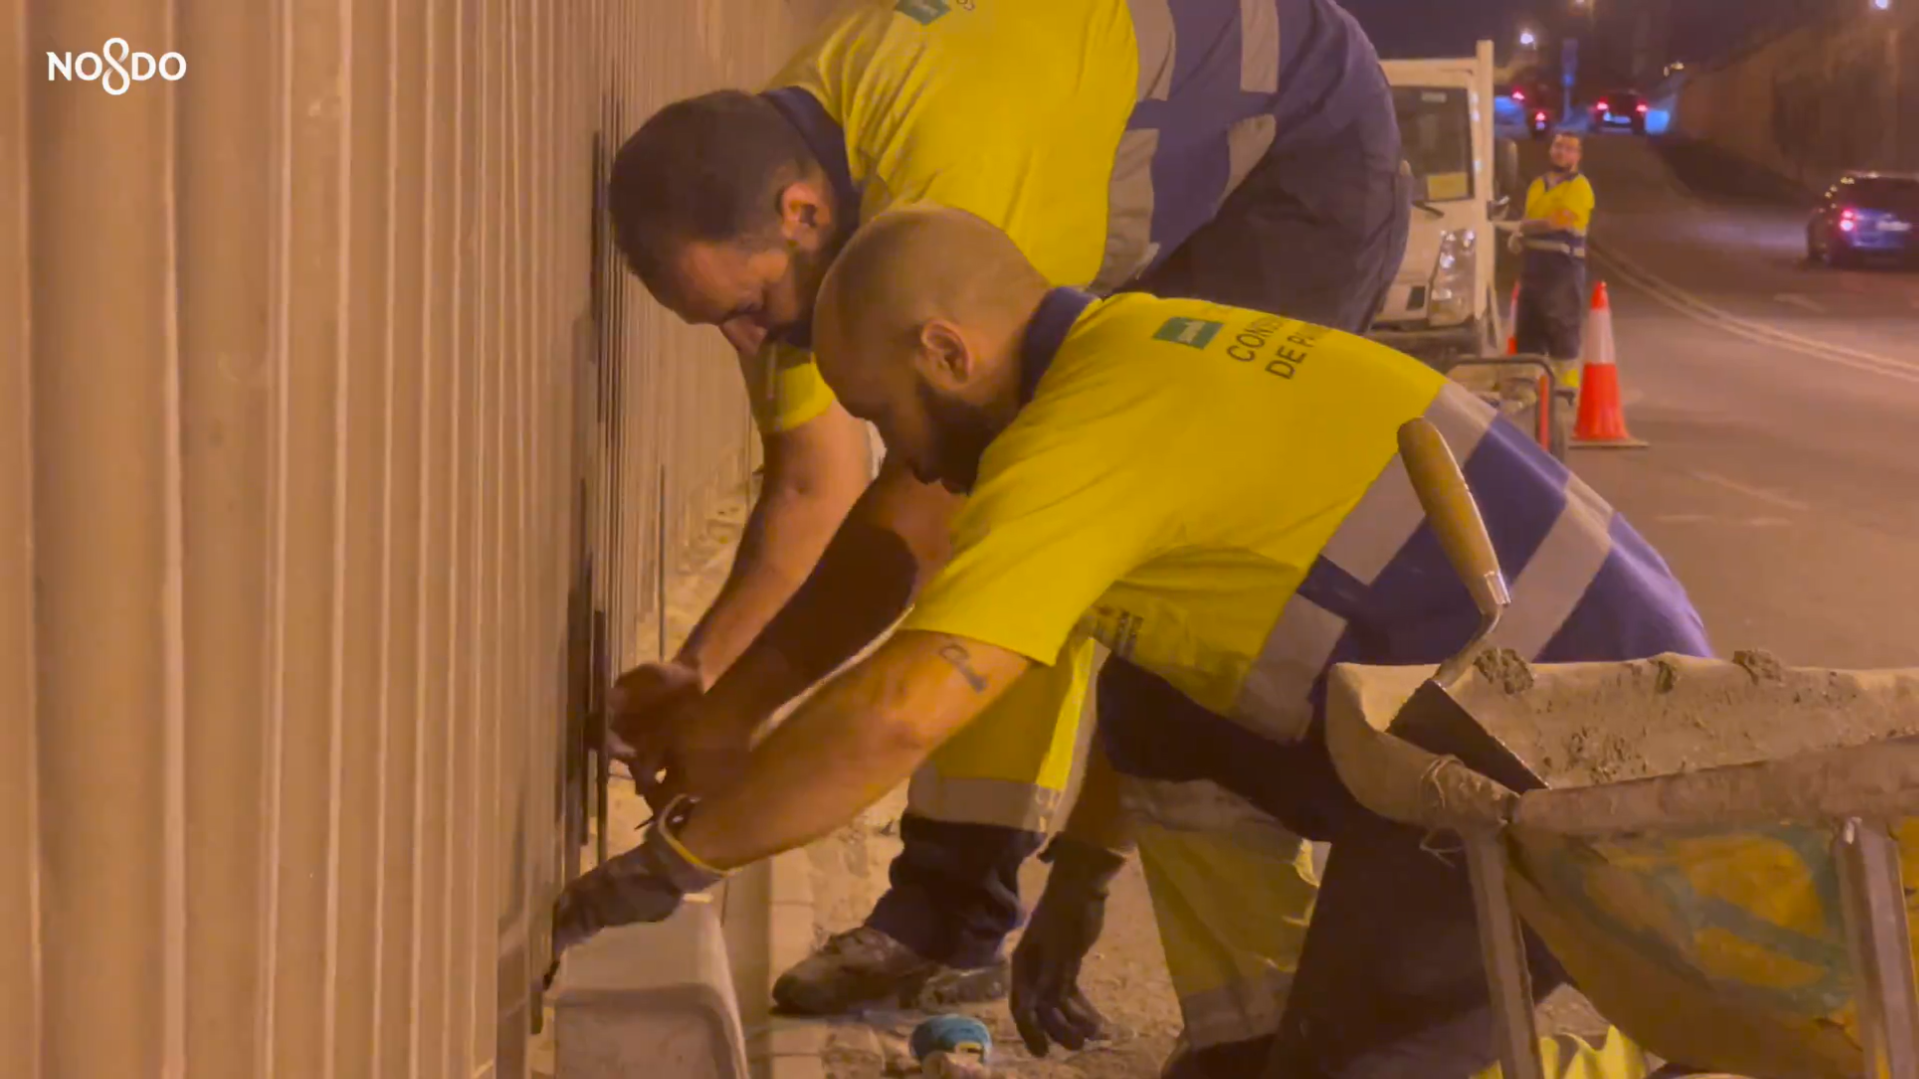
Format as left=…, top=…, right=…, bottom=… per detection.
left=4, top=0, right=814, bottom=1075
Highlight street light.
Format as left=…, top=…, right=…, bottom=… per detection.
left=1872, top=0, right=1892, bottom=11
left=1520, top=29, right=1539, bottom=47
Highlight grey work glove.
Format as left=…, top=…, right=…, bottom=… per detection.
left=545, top=800, right=726, bottom=989
left=1010, top=837, right=1129, bottom=1057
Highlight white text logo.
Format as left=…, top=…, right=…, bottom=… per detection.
left=47, top=39, right=186, bottom=96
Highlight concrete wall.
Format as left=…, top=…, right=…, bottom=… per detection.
left=1677, top=8, right=1919, bottom=191
left=2, top=0, right=831, bottom=1076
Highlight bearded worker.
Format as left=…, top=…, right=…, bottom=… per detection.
left=551, top=206, right=1714, bottom=1077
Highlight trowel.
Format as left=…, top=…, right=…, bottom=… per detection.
left=1392, top=415, right=1554, bottom=1079
left=1387, top=417, right=1544, bottom=795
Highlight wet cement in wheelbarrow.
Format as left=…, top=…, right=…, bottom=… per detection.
left=1462, top=648, right=1919, bottom=789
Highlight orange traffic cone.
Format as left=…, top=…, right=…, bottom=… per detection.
left=1572, top=281, right=1648, bottom=449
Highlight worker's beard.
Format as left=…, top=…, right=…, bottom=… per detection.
left=914, top=380, right=1003, bottom=495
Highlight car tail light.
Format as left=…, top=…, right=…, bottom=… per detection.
left=1535, top=111, right=1548, bottom=123
left=1598, top=100, right=1610, bottom=112
left=1636, top=102, right=1649, bottom=113
left=1513, top=89, right=1526, bottom=102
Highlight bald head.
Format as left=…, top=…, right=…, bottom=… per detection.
left=813, top=205, right=1053, bottom=493
left=816, top=205, right=1050, bottom=397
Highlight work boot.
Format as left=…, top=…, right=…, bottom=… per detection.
left=771, top=926, right=1010, bottom=1015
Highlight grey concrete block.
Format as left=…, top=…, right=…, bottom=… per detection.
left=553, top=896, right=750, bottom=1079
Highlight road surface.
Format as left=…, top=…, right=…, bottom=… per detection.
left=815, top=135, right=1919, bottom=1078
left=1571, top=134, right=1919, bottom=667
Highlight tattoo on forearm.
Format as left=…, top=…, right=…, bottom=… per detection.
left=935, top=642, right=989, bottom=693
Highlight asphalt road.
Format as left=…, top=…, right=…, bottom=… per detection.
left=1565, top=134, right=1919, bottom=667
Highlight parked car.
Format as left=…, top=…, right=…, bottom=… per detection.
left=1592, top=90, right=1648, bottom=134
left=1807, top=171, right=1919, bottom=267
left=1504, top=81, right=1556, bottom=137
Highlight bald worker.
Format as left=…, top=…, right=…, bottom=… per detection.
left=602, top=0, right=1411, bottom=1016
left=551, top=206, right=1714, bottom=1078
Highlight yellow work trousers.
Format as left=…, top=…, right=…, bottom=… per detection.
left=1123, top=775, right=1321, bottom=1056
left=907, top=634, right=1093, bottom=833
left=865, top=421, right=1091, bottom=833
left=1468, top=1030, right=1661, bottom=1078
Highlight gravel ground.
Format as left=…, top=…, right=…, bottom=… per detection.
left=808, top=791, right=1180, bottom=1079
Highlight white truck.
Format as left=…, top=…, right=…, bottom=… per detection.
left=1368, top=40, right=1521, bottom=366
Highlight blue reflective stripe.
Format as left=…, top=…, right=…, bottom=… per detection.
left=1103, top=402, right=1710, bottom=804
left=1019, top=288, right=1098, bottom=404
left=1303, top=414, right=1575, bottom=666
left=1538, top=514, right=1713, bottom=663
left=1118, top=0, right=1391, bottom=275
left=762, top=88, right=862, bottom=351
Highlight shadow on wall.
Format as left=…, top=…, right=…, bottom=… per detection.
left=1771, top=67, right=1892, bottom=185
left=1675, top=7, right=1919, bottom=190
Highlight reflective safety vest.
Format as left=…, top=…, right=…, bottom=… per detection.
left=1521, top=171, right=1595, bottom=282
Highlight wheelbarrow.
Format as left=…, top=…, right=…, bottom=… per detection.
left=1331, top=420, right=1919, bottom=1078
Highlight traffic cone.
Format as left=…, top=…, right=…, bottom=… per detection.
left=1571, top=281, right=1649, bottom=449
left=1505, top=282, right=1520, bottom=356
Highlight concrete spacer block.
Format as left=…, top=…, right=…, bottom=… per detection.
left=552, top=896, right=750, bottom=1079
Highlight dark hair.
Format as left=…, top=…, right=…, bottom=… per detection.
left=608, top=90, right=819, bottom=295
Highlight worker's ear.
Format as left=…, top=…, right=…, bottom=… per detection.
left=776, top=180, right=834, bottom=245
left=913, top=317, right=975, bottom=390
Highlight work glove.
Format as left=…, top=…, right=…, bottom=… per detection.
left=1010, top=836, right=1129, bottom=1057
left=545, top=797, right=727, bottom=989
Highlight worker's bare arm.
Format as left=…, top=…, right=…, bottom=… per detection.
left=1518, top=207, right=1583, bottom=235
left=676, top=632, right=1032, bottom=870
left=692, top=455, right=965, bottom=732
left=673, top=384, right=873, bottom=684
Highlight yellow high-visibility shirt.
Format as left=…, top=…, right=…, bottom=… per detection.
left=1521, top=171, right=1595, bottom=266
left=747, top=0, right=1391, bottom=432
left=899, top=288, right=1707, bottom=735
left=901, top=290, right=1448, bottom=716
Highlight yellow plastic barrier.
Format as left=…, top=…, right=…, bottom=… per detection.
left=1323, top=656, right=1919, bottom=1079
left=1502, top=821, right=1907, bottom=1078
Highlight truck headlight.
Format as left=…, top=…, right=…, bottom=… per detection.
left=1429, top=228, right=1477, bottom=325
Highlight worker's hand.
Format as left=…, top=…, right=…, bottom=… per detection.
left=1010, top=837, right=1129, bottom=1057
left=546, top=800, right=727, bottom=987
left=1507, top=230, right=1527, bottom=255
left=718, top=318, right=768, bottom=359
left=645, top=705, right=756, bottom=811
left=608, top=660, right=705, bottom=806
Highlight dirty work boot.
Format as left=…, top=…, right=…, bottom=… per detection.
left=771, top=926, right=1011, bottom=1015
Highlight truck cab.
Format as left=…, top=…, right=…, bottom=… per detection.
left=1369, top=40, right=1520, bottom=367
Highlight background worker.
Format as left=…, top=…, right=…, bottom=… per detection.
left=1512, top=132, right=1596, bottom=365
left=603, top=0, right=1411, bottom=1017
left=549, top=205, right=1715, bottom=1077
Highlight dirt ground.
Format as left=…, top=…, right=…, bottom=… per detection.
left=806, top=786, right=1183, bottom=1079
left=807, top=789, right=1612, bottom=1079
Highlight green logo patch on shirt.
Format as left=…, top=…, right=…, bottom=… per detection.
left=1153, top=317, right=1225, bottom=350
left=894, top=0, right=951, bottom=25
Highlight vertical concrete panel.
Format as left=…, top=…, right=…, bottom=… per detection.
left=175, top=0, right=277, bottom=1071
left=0, top=1, right=41, bottom=1073
left=379, top=0, right=432, bottom=1071
left=415, top=0, right=462, bottom=1071
left=29, top=0, right=179, bottom=1076
left=13, top=0, right=823, bottom=1074
left=335, top=0, right=397, bottom=1071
